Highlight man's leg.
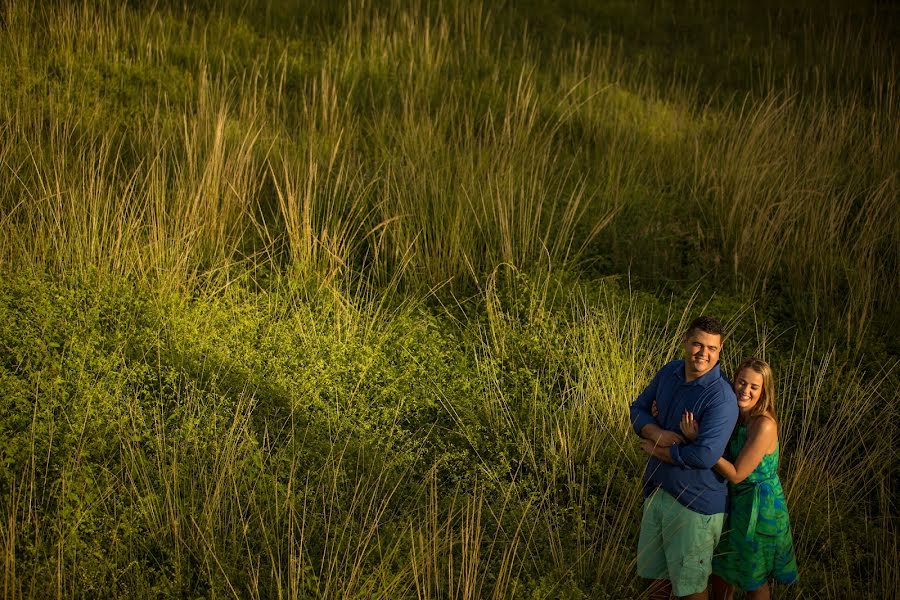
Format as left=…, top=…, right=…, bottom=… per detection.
left=637, top=491, right=671, bottom=595
left=710, top=574, right=733, bottom=600
left=658, top=493, right=724, bottom=600
left=680, top=587, right=708, bottom=600
left=647, top=578, right=672, bottom=599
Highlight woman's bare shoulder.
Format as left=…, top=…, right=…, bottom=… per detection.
left=749, top=414, right=777, bottom=432
left=748, top=414, right=778, bottom=450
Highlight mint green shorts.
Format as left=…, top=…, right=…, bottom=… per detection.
left=637, top=488, right=725, bottom=597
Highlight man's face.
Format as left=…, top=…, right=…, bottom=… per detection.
left=682, top=330, right=722, bottom=380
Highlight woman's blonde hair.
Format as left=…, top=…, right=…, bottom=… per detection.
left=735, top=357, right=777, bottom=422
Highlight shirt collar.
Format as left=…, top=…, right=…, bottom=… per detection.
left=676, top=361, right=721, bottom=387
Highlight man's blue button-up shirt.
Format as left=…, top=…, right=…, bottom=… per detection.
left=630, top=360, right=738, bottom=515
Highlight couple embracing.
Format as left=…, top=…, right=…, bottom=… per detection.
left=630, top=316, right=798, bottom=599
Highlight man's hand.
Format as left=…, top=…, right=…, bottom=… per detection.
left=680, top=410, right=699, bottom=442
left=655, top=429, right=685, bottom=447
left=640, top=423, right=685, bottom=447
left=640, top=438, right=657, bottom=456
left=640, top=438, right=677, bottom=465
left=647, top=400, right=683, bottom=446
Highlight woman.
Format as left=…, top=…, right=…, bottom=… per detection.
left=680, top=357, right=799, bottom=599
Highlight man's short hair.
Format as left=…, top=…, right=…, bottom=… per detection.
left=685, top=316, right=724, bottom=339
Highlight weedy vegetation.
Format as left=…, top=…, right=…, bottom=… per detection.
left=0, top=0, right=897, bottom=597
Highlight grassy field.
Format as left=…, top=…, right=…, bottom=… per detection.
left=1, top=0, right=898, bottom=597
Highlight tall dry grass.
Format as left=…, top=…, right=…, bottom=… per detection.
left=694, top=82, right=899, bottom=347
left=0, top=0, right=629, bottom=292
left=0, top=0, right=897, bottom=597
left=4, top=0, right=893, bottom=329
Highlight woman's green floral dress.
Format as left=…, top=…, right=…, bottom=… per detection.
left=712, top=422, right=799, bottom=591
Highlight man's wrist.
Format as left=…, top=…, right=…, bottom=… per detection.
left=638, top=421, right=661, bottom=440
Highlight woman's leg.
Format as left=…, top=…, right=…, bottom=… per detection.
left=745, top=582, right=770, bottom=600
left=709, top=575, right=733, bottom=600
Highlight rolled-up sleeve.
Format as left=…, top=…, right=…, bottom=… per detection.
left=668, top=389, right=737, bottom=469
left=630, top=369, right=662, bottom=436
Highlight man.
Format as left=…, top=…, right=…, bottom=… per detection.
left=630, top=316, right=738, bottom=599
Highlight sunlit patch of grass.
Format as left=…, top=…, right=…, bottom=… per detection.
left=0, top=0, right=897, bottom=597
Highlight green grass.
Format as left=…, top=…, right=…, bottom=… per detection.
left=1, top=0, right=898, bottom=597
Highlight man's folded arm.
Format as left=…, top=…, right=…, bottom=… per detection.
left=669, top=397, right=737, bottom=469
left=629, top=369, right=662, bottom=437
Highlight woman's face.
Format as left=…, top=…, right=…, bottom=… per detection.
left=734, top=368, right=765, bottom=412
